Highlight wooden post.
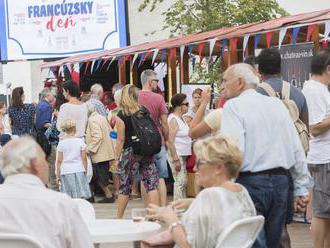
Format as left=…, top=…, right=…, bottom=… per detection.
left=230, top=39, right=238, bottom=65
left=180, top=49, right=189, bottom=84
left=119, top=58, right=126, bottom=84
left=312, top=25, right=320, bottom=51
left=168, top=48, right=177, bottom=101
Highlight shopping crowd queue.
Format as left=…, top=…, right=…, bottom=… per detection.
left=0, top=48, right=330, bottom=248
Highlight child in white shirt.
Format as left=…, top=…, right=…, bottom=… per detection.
left=55, top=119, right=91, bottom=199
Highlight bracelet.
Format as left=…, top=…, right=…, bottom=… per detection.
left=169, top=221, right=183, bottom=233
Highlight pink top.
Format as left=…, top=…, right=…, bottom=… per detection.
left=138, top=90, right=168, bottom=144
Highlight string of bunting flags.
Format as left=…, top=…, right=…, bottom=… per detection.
left=53, top=20, right=330, bottom=79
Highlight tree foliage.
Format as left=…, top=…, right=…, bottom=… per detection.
left=139, top=0, right=288, bottom=84
left=139, top=0, right=288, bottom=35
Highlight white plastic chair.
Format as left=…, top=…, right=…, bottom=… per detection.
left=0, top=233, right=43, bottom=248
left=73, top=198, right=96, bottom=226
left=216, top=215, right=265, bottom=248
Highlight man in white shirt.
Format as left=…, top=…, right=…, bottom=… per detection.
left=302, top=49, right=330, bottom=248
left=220, top=63, right=310, bottom=248
left=0, top=137, right=93, bottom=248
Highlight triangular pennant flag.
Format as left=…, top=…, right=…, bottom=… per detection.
left=169, top=48, right=176, bottom=63
left=107, top=57, right=116, bottom=71
left=79, top=62, right=84, bottom=71
left=161, top=49, right=167, bottom=63
left=151, top=49, right=159, bottom=65
left=292, top=27, right=300, bottom=46
left=209, top=38, right=217, bottom=59
left=117, top=56, right=124, bottom=66
left=138, top=53, right=146, bottom=67
left=143, top=50, right=152, bottom=63
left=180, top=45, right=185, bottom=64
left=231, top=38, right=238, bottom=57
left=95, top=59, right=102, bottom=71
left=254, top=34, right=261, bottom=49
left=124, top=55, right=131, bottom=62
left=306, top=24, right=317, bottom=42
left=188, top=44, right=194, bottom=55
left=100, top=58, right=109, bottom=70
left=131, top=53, right=139, bottom=69
left=84, top=61, right=91, bottom=75
left=324, top=21, right=330, bottom=41
left=198, top=43, right=205, bottom=63
left=243, top=34, right=250, bottom=54
left=71, top=63, right=80, bottom=84
left=266, top=32, right=274, bottom=48
left=90, top=60, right=96, bottom=74
left=221, top=39, right=227, bottom=57
left=279, top=28, right=287, bottom=49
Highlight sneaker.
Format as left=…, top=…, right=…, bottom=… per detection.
left=97, top=196, right=115, bottom=203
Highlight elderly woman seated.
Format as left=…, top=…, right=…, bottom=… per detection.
left=144, top=134, right=256, bottom=248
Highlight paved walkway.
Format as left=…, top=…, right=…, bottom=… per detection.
left=93, top=199, right=313, bottom=248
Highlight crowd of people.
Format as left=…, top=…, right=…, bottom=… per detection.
left=0, top=48, right=329, bottom=248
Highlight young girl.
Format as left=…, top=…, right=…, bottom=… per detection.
left=55, top=119, right=91, bottom=199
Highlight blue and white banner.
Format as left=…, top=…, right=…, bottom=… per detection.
left=0, top=0, right=127, bottom=60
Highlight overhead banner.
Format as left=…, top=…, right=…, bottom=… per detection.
left=0, top=0, right=127, bottom=60
left=280, top=42, right=314, bottom=89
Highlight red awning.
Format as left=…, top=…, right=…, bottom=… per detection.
left=41, top=8, right=330, bottom=69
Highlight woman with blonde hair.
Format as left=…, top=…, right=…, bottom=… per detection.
left=55, top=119, right=91, bottom=199
left=115, top=85, right=159, bottom=218
left=144, top=135, right=256, bottom=248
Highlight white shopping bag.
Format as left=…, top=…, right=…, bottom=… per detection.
left=86, top=156, right=93, bottom=183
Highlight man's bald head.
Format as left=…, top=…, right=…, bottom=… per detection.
left=222, top=63, right=260, bottom=99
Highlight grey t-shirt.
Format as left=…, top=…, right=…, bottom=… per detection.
left=256, top=77, right=308, bottom=115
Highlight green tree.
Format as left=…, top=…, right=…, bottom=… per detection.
left=139, top=0, right=288, bottom=84
left=139, top=0, right=287, bottom=34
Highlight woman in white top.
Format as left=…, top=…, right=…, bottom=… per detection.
left=183, top=88, right=209, bottom=125
left=57, top=80, right=88, bottom=138
left=167, top=94, right=192, bottom=200
left=145, top=135, right=256, bottom=248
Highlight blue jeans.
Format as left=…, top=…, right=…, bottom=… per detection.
left=236, top=174, right=289, bottom=248
left=153, top=145, right=168, bottom=179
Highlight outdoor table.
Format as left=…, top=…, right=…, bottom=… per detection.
left=88, top=219, right=162, bottom=248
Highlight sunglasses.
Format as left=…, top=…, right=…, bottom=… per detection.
left=181, top=102, right=189, bottom=107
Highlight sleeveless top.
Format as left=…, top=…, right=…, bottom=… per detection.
left=168, top=113, right=192, bottom=156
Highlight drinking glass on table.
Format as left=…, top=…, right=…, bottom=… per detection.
left=132, top=208, right=147, bottom=222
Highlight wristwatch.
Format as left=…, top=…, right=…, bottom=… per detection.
left=169, top=221, right=183, bottom=233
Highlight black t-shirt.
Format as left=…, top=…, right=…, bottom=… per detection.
left=117, top=110, right=134, bottom=149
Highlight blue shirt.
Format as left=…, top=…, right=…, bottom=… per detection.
left=256, top=77, right=308, bottom=116
left=36, top=100, right=52, bottom=130
left=221, top=89, right=311, bottom=196
left=8, top=104, right=36, bottom=136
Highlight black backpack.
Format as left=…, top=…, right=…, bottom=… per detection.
left=130, top=107, right=161, bottom=156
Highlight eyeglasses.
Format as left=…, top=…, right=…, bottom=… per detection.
left=195, top=159, right=209, bottom=170
left=151, top=79, right=159, bottom=83
left=181, top=102, right=189, bottom=107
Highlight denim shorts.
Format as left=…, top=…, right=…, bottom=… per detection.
left=153, top=145, right=169, bottom=179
